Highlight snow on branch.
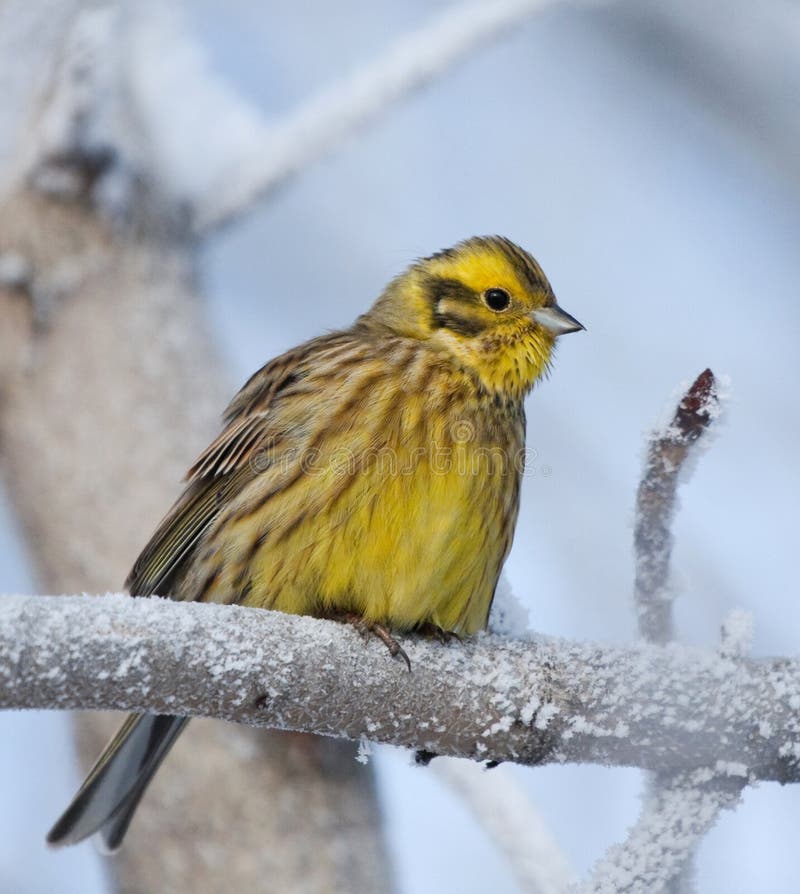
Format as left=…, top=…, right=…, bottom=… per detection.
left=634, top=368, right=721, bottom=645
left=584, top=370, right=735, bottom=894
left=191, top=0, right=560, bottom=232
left=580, top=769, right=744, bottom=893
left=434, top=759, right=575, bottom=893
left=2, top=594, right=800, bottom=783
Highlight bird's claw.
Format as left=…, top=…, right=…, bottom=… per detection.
left=328, top=612, right=412, bottom=671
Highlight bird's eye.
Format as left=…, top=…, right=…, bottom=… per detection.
left=484, top=288, right=511, bottom=312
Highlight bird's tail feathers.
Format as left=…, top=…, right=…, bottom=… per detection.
left=47, top=713, right=189, bottom=851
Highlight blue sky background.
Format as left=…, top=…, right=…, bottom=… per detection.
left=2, top=2, right=799, bottom=890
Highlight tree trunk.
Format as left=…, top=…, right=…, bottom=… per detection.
left=0, top=13, right=390, bottom=890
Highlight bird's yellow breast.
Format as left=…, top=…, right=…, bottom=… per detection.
left=190, top=360, right=525, bottom=636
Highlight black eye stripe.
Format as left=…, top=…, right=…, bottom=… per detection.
left=426, top=276, right=483, bottom=335
left=484, top=288, right=511, bottom=311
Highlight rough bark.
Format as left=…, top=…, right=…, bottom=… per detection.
left=3, top=594, right=800, bottom=786
left=0, top=180, right=388, bottom=894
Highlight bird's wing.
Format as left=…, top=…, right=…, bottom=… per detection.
left=124, top=466, right=252, bottom=597
left=186, top=345, right=305, bottom=482
left=125, top=334, right=350, bottom=598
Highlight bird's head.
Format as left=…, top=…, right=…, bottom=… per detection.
left=364, top=235, right=584, bottom=399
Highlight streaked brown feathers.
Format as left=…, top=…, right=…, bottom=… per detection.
left=51, top=235, right=581, bottom=852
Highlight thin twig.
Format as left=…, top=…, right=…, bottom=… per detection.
left=635, top=370, right=722, bottom=894
left=634, top=368, right=718, bottom=644
left=584, top=370, right=733, bottom=894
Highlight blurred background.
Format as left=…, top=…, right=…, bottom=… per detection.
left=1, top=0, right=799, bottom=891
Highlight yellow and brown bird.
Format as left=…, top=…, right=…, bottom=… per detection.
left=47, top=235, right=583, bottom=850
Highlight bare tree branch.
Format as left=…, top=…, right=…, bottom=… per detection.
left=428, top=573, right=574, bottom=894
left=584, top=370, right=736, bottom=894
left=633, top=368, right=719, bottom=645
left=2, top=593, right=800, bottom=784
left=191, top=0, right=562, bottom=233
left=433, top=759, right=575, bottom=893
left=580, top=769, right=744, bottom=894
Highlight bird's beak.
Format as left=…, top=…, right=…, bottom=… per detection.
left=532, top=302, right=585, bottom=336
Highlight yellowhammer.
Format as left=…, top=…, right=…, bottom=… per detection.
left=47, top=235, right=583, bottom=850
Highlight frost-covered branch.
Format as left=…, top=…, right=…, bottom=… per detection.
left=584, top=370, right=733, bottom=894
left=437, top=576, right=574, bottom=894
left=580, top=769, right=744, bottom=893
left=2, top=594, right=800, bottom=783
left=433, top=759, right=575, bottom=893
left=191, top=0, right=560, bottom=232
left=633, top=368, right=720, bottom=644
left=0, top=0, right=566, bottom=232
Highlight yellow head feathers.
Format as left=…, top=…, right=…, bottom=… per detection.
left=365, top=235, right=584, bottom=398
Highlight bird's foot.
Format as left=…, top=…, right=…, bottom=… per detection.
left=414, top=749, right=438, bottom=766
left=328, top=611, right=411, bottom=671
left=415, top=621, right=462, bottom=645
